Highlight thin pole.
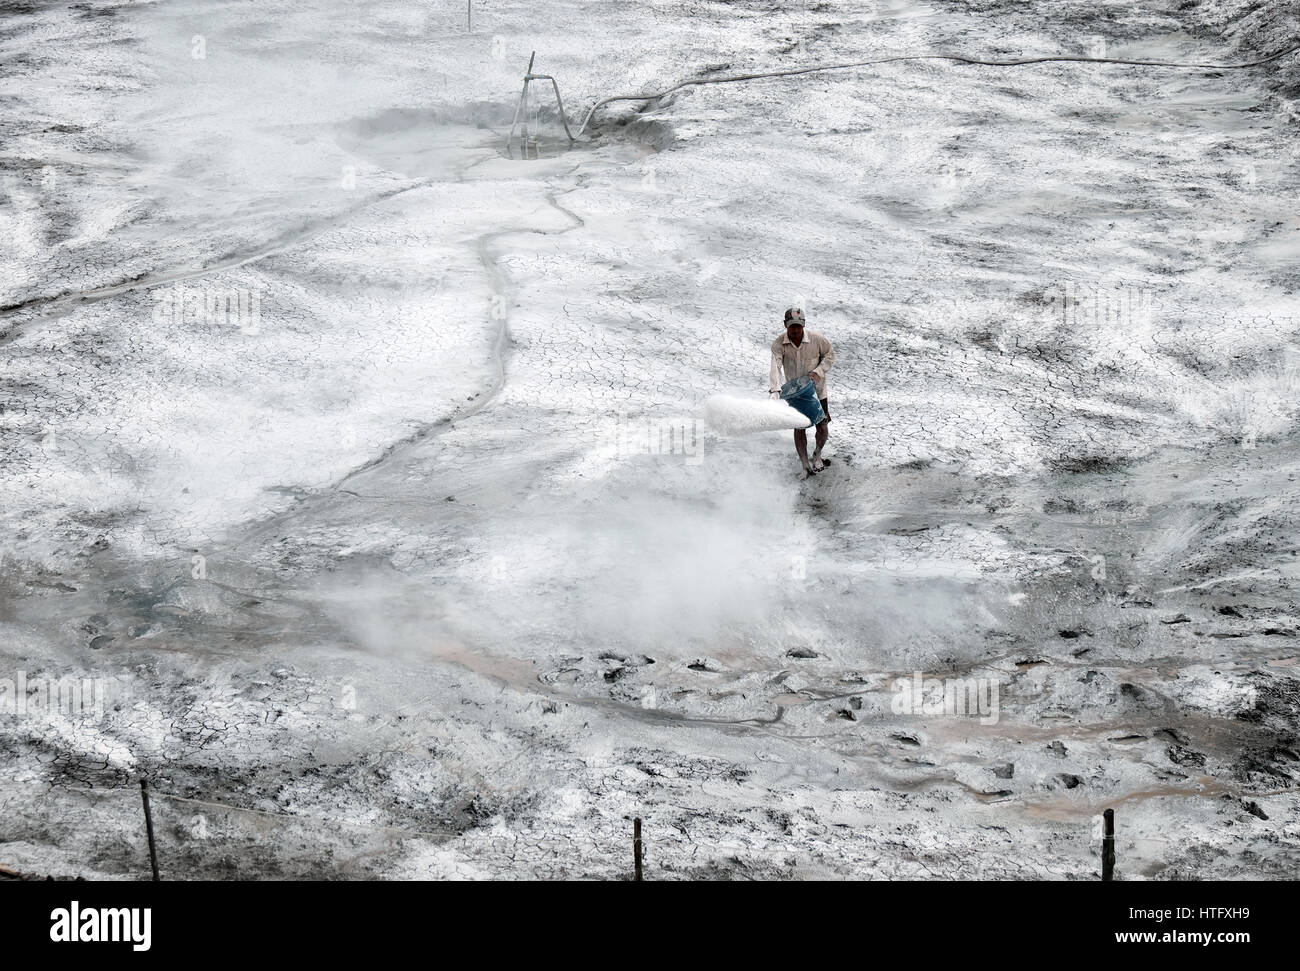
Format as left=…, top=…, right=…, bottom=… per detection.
left=546, top=77, right=576, bottom=142
left=505, top=53, right=538, bottom=158
left=633, top=817, right=643, bottom=881
left=1101, top=808, right=1115, bottom=881
left=467, top=1, right=472, bottom=32
left=140, top=779, right=160, bottom=881
left=506, top=77, right=528, bottom=157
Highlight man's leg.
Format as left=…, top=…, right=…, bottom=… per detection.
left=793, top=428, right=812, bottom=474
left=812, top=397, right=830, bottom=469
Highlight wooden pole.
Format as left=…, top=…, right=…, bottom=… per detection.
left=633, top=817, right=643, bottom=881
left=1101, top=807, right=1115, bottom=882
left=140, top=779, right=160, bottom=881
left=467, top=1, right=472, bottom=32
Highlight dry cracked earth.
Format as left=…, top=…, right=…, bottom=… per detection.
left=2, top=0, right=1300, bottom=879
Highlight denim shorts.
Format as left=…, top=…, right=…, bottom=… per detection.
left=779, top=376, right=825, bottom=425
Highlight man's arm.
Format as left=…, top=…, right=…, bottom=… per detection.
left=769, top=345, right=784, bottom=395
left=810, top=335, right=834, bottom=380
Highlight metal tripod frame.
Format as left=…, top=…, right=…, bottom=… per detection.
left=505, top=52, right=576, bottom=158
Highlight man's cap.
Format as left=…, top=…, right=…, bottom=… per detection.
left=784, top=307, right=805, bottom=324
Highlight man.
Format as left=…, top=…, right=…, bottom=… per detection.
left=769, top=307, right=834, bottom=476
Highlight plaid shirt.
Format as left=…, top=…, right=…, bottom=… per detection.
left=769, top=330, right=834, bottom=397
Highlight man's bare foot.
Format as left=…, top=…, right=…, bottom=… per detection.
left=812, top=454, right=825, bottom=472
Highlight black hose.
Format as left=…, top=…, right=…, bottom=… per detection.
left=576, top=41, right=1300, bottom=135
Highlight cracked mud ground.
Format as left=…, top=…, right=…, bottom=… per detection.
left=3, top=0, right=1300, bottom=879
